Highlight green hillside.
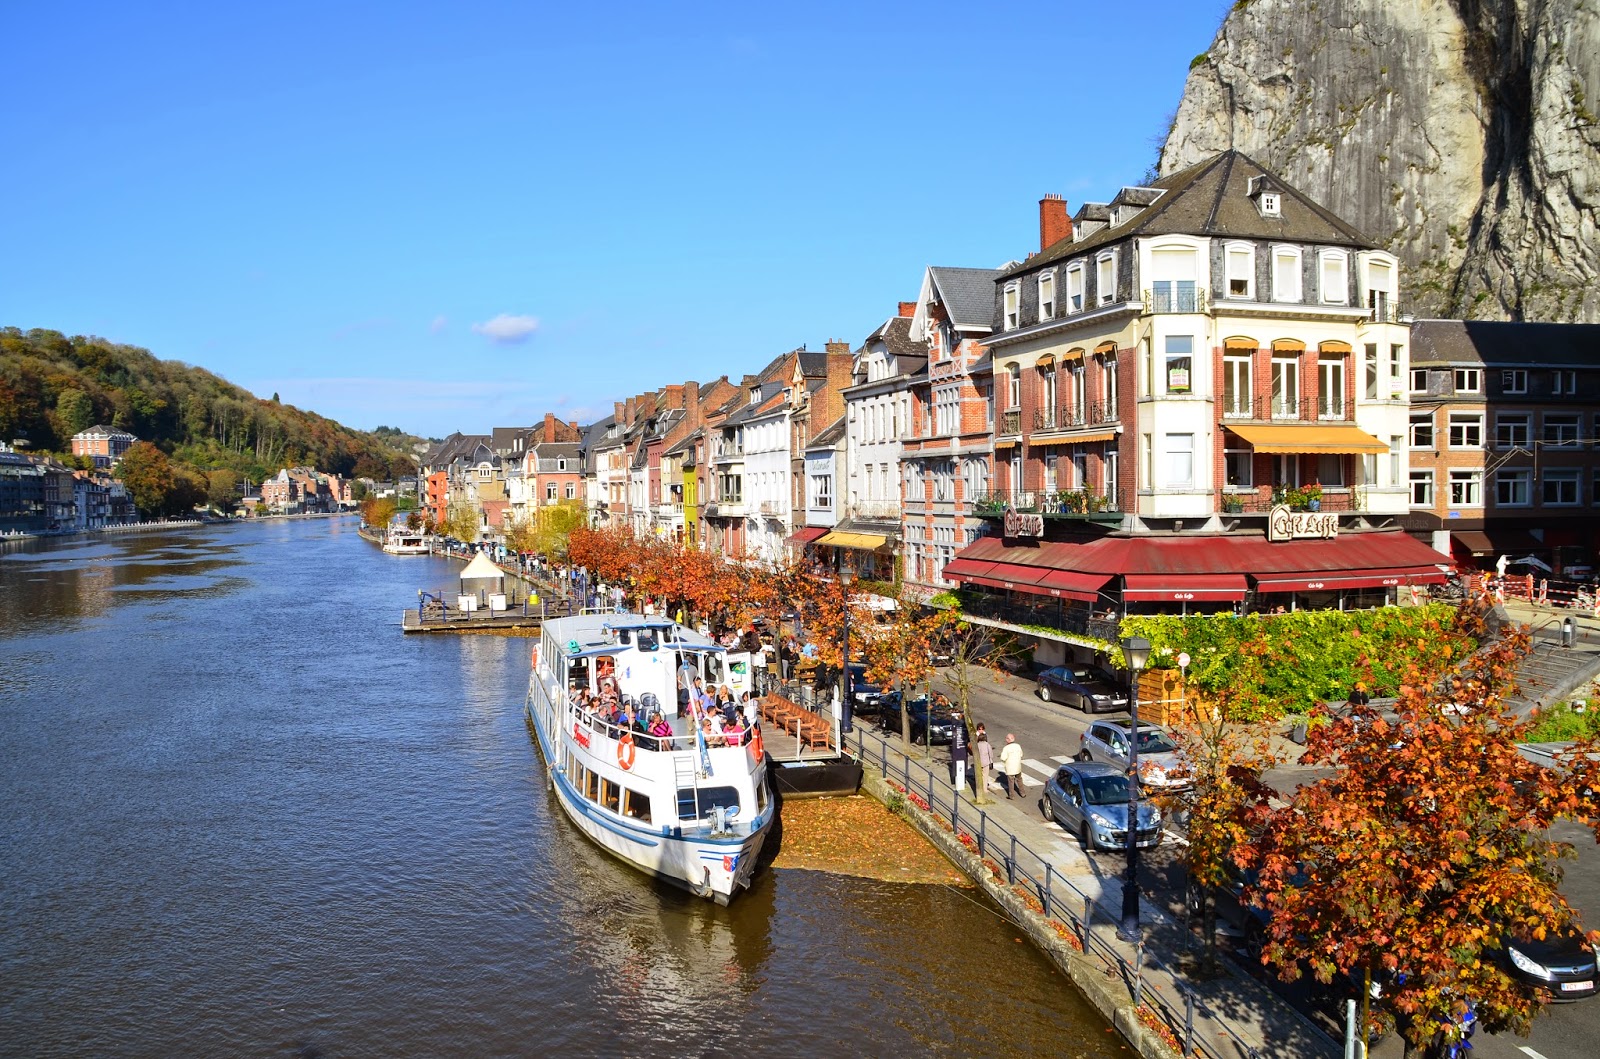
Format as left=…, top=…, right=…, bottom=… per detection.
left=0, top=326, right=419, bottom=487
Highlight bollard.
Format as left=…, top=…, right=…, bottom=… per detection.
left=1044, top=863, right=1053, bottom=915
left=1563, top=616, right=1576, bottom=648
left=1007, top=835, right=1017, bottom=883
left=1082, top=896, right=1094, bottom=948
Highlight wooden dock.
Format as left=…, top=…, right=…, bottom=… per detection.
left=402, top=597, right=576, bottom=634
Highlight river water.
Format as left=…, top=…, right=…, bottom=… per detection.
left=0, top=519, right=1122, bottom=1058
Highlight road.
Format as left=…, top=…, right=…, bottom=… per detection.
left=900, top=665, right=1600, bottom=1059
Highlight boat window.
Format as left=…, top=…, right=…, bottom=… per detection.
left=599, top=778, right=621, bottom=813
left=635, top=628, right=659, bottom=652
left=677, top=786, right=740, bottom=820
left=621, top=787, right=652, bottom=822
left=583, top=767, right=600, bottom=802
left=704, top=655, right=725, bottom=684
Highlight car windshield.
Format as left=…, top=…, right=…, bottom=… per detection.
left=1136, top=730, right=1178, bottom=753
left=1072, top=665, right=1117, bottom=683
left=1081, top=774, right=1130, bottom=805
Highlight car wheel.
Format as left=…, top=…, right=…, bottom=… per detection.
left=1185, top=881, right=1205, bottom=919
left=1075, top=749, right=1091, bottom=762
left=1241, top=919, right=1266, bottom=957
left=1039, top=684, right=1051, bottom=702
left=1041, top=797, right=1055, bottom=823
left=1079, top=822, right=1093, bottom=852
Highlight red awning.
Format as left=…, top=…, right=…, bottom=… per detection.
left=943, top=557, right=999, bottom=580
left=1254, top=566, right=1447, bottom=593
left=785, top=526, right=828, bottom=546
left=1122, top=574, right=1248, bottom=602
left=1034, top=568, right=1112, bottom=602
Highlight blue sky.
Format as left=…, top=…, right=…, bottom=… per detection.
left=1, top=1, right=1232, bottom=439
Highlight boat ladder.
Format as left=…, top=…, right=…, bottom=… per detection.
left=672, top=751, right=701, bottom=817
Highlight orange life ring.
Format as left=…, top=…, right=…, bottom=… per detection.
left=617, top=732, right=636, bottom=770
left=530, top=643, right=540, bottom=668
left=749, top=729, right=764, bottom=759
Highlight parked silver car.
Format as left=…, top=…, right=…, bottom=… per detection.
left=1041, top=761, right=1162, bottom=851
left=1076, top=718, right=1192, bottom=791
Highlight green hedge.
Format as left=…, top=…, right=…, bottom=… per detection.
left=1120, top=604, right=1469, bottom=716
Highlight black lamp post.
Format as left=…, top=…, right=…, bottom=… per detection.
left=839, top=568, right=855, bottom=735
left=1118, top=634, right=1152, bottom=944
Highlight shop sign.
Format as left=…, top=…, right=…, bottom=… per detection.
left=1268, top=504, right=1339, bottom=542
left=1004, top=510, right=1044, bottom=538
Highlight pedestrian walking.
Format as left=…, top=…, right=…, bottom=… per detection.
left=974, top=723, right=993, bottom=789
left=998, top=733, right=1025, bottom=800
left=949, top=710, right=969, bottom=793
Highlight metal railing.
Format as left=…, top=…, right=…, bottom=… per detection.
left=849, top=724, right=1282, bottom=1059
left=1000, top=409, right=1022, bottom=436
left=1144, top=286, right=1208, bottom=314
left=1033, top=402, right=1119, bottom=432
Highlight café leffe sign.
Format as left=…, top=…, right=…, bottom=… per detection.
left=1004, top=510, right=1044, bottom=538
left=1268, top=504, right=1339, bottom=542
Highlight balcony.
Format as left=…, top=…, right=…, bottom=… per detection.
left=758, top=501, right=786, bottom=517
left=1031, top=402, right=1118, bottom=433
left=1000, top=409, right=1022, bottom=436
left=959, top=591, right=1120, bottom=641
left=1221, top=396, right=1355, bottom=422
left=849, top=500, right=901, bottom=521
left=1363, top=297, right=1409, bottom=324
left=1144, top=285, right=1208, bottom=314
left=970, top=490, right=1120, bottom=521
left=1218, top=487, right=1359, bottom=515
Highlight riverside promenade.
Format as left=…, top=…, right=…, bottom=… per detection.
left=845, top=715, right=1339, bottom=1059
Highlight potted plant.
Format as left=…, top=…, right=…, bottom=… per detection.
left=1304, top=483, right=1323, bottom=511
left=1221, top=494, right=1244, bottom=514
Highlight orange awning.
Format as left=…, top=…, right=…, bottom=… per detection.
left=1226, top=423, right=1388, bottom=454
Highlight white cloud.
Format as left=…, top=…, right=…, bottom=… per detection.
left=429, top=315, right=448, bottom=334
left=471, top=313, right=540, bottom=344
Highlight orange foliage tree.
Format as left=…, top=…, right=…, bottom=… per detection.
left=1240, top=605, right=1600, bottom=1057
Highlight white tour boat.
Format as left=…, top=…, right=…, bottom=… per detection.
left=524, top=612, right=774, bottom=904
left=381, top=525, right=432, bottom=555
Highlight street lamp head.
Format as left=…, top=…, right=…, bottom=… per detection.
left=1122, top=635, right=1152, bottom=672
left=840, top=568, right=855, bottom=586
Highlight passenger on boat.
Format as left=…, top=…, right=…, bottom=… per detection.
left=701, top=715, right=725, bottom=748
left=741, top=692, right=760, bottom=730
left=647, top=712, right=673, bottom=743
left=724, top=717, right=746, bottom=747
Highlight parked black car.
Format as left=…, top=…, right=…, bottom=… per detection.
left=1501, top=925, right=1598, bottom=999
left=844, top=663, right=885, bottom=711
left=876, top=692, right=958, bottom=745
left=1036, top=663, right=1129, bottom=713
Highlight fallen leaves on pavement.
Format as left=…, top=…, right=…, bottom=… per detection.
left=771, top=795, right=970, bottom=885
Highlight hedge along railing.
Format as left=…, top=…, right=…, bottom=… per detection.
left=849, top=723, right=1282, bottom=1059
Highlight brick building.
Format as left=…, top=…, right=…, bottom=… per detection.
left=70, top=425, right=136, bottom=469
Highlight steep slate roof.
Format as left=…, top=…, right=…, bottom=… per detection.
left=1410, top=319, right=1600, bottom=367
left=868, top=316, right=924, bottom=358
left=928, top=267, right=1002, bottom=330
left=491, top=426, right=531, bottom=452
left=1007, top=150, right=1374, bottom=278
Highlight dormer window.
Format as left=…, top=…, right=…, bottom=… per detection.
left=1096, top=252, right=1116, bottom=306
left=1260, top=193, right=1280, bottom=217
left=1067, top=263, right=1084, bottom=312
left=1038, top=272, right=1056, bottom=320
left=1003, top=283, right=1019, bottom=331
left=749, top=386, right=761, bottom=404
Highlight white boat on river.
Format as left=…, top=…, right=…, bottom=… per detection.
left=381, top=525, right=432, bottom=554
left=524, top=612, right=773, bottom=904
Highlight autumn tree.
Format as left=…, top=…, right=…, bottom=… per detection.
left=442, top=500, right=480, bottom=543
left=360, top=496, right=398, bottom=528
left=1241, top=607, right=1600, bottom=1058
left=855, top=586, right=954, bottom=755
left=115, top=441, right=174, bottom=516
left=531, top=499, right=589, bottom=561
left=205, top=469, right=239, bottom=512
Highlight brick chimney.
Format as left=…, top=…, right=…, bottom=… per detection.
left=543, top=412, right=556, bottom=441
left=898, top=301, right=917, bottom=318
left=685, top=381, right=701, bottom=423
left=1040, top=194, right=1072, bottom=251
left=664, top=383, right=684, bottom=408
left=624, top=396, right=636, bottom=424
left=825, top=339, right=851, bottom=356
left=568, top=420, right=580, bottom=436
left=614, top=401, right=625, bottom=423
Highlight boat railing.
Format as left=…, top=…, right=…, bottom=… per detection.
left=562, top=701, right=754, bottom=754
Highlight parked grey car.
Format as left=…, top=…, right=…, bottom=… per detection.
left=1040, top=761, right=1162, bottom=852
left=1036, top=663, right=1129, bottom=712
left=1076, top=718, right=1192, bottom=791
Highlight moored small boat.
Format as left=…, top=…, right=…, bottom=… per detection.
left=381, top=526, right=432, bottom=554
left=524, top=612, right=774, bottom=904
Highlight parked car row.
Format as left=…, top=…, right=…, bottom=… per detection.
left=1035, top=663, right=1129, bottom=713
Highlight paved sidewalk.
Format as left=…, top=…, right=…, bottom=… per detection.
left=855, top=726, right=1341, bottom=1059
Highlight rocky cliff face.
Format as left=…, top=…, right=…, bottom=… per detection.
left=1160, top=0, right=1600, bottom=322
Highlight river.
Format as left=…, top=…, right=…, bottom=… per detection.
left=0, top=518, right=1123, bottom=1058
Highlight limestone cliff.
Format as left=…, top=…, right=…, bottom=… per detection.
left=1159, top=0, right=1600, bottom=322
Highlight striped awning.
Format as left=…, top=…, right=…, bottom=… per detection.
left=816, top=531, right=888, bottom=550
